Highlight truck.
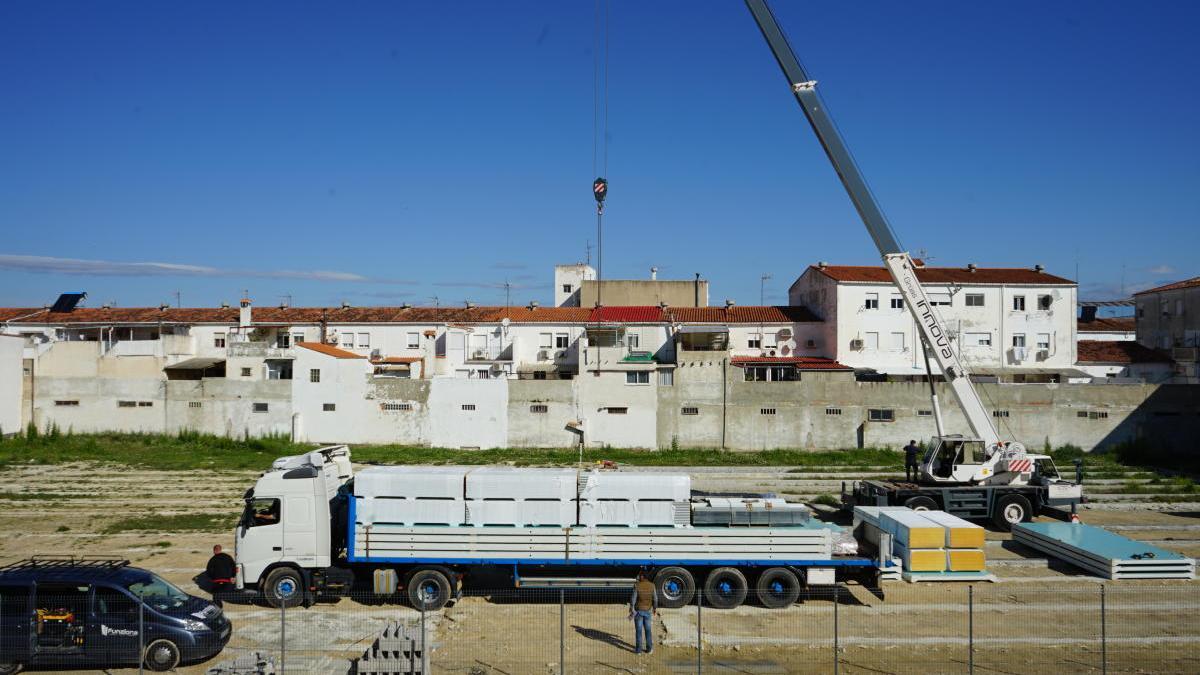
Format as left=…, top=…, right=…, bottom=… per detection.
left=233, top=446, right=883, bottom=610
left=743, top=0, right=1083, bottom=528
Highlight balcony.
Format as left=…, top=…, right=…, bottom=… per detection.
left=227, top=342, right=294, bottom=360
left=465, top=344, right=513, bottom=363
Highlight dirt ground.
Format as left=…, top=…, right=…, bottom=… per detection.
left=1, top=462, right=1197, bottom=674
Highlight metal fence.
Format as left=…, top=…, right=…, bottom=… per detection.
left=17, top=583, right=1200, bottom=674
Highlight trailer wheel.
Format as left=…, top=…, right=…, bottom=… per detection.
left=653, top=567, right=695, bottom=608
left=755, top=568, right=801, bottom=609
left=994, top=494, right=1033, bottom=531
left=703, top=567, right=748, bottom=609
left=262, top=567, right=305, bottom=609
left=904, top=496, right=938, bottom=511
left=407, top=569, right=452, bottom=611
left=143, top=639, right=181, bottom=672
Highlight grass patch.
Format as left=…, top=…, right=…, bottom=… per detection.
left=55, top=526, right=69, bottom=533
left=102, top=513, right=230, bottom=534
left=0, top=492, right=87, bottom=501
left=811, top=494, right=841, bottom=507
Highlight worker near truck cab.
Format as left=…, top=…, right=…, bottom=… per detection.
left=904, top=440, right=921, bottom=482
left=628, top=571, right=658, bottom=655
left=205, top=545, right=236, bottom=607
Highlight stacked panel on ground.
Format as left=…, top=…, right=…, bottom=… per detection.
left=1013, top=522, right=1196, bottom=580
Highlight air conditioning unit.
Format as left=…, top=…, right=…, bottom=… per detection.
left=538, top=349, right=552, bottom=361
left=1036, top=349, right=1050, bottom=362
left=850, top=339, right=864, bottom=351
left=471, top=349, right=489, bottom=360
left=766, top=349, right=777, bottom=357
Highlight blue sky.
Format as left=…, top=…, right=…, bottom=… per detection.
left=1, top=1, right=1196, bottom=311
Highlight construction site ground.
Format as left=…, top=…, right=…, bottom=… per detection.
left=2, top=462, right=1197, bottom=674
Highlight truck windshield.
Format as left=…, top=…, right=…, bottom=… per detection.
left=128, top=573, right=190, bottom=611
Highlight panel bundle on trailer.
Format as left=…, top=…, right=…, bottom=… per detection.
left=578, top=472, right=691, bottom=527
left=692, top=497, right=811, bottom=527
left=355, top=466, right=470, bottom=526
left=465, top=467, right=577, bottom=527
left=1013, top=522, right=1196, bottom=580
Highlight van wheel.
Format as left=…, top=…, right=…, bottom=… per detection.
left=703, top=567, right=748, bottom=609
left=994, top=494, right=1033, bottom=531
left=407, top=569, right=452, bottom=611
left=263, top=567, right=306, bottom=609
left=143, top=639, right=181, bottom=672
left=0, top=662, right=22, bottom=675
left=755, top=568, right=801, bottom=609
left=653, top=567, right=696, bottom=608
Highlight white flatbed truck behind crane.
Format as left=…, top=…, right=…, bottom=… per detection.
left=233, top=446, right=882, bottom=609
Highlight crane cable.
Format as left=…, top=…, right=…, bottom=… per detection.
left=591, top=0, right=611, bottom=307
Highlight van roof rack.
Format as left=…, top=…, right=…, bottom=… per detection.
left=0, top=556, right=131, bottom=573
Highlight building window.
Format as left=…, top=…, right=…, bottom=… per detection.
left=539, top=333, right=554, bottom=349
left=323, top=403, right=336, bottom=412
left=293, top=333, right=304, bottom=346
left=276, top=333, right=291, bottom=348
left=769, top=366, right=797, bottom=381
left=555, top=333, right=570, bottom=349
left=189, top=401, right=203, bottom=408
left=340, top=333, right=354, bottom=348
left=1078, top=410, right=1109, bottom=420
left=118, top=401, right=137, bottom=408
left=1012, top=334, right=1027, bottom=348
left=1036, top=333, right=1051, bottom=350
left=381, top=402, right=413, bottom=411
left=890, top=295, right=903, bottom=309
left=607, top=407, right=628, bottom=415
left=241, top=367, right=253, bottom=377
left=747, top=334, right=762, bottom=349
left=310, top=369, right=321, bottom=383
left=928, top=293, right=951, bottom=306
left=1038, top=295, right=1052, bottom=311
left=474, top=369, right=490, bottom=379
left=868, top=408, right=895, bottom=422
left=891, top=332, right=906, bottom=351
left=407, top=332, right=420, bottom=349
left=965, top=332, right=992, bottom=347
left=530, top=404, right=549, bottom=413
left=1012, top=296, right=1026, bottom=311
left=533, top=371, right=547, bottom=380
left=1137, top=305, right=1144, bottom=318
left=358, top=333, right=370, bottom=349
left=864, top=293, right=879, bottom=310
left=214, top=333, right=226, bottom=348
left=760, top=408, right=777, bottom=415
left=625, top=371, right=650, bottom=385
left=993, top=410, right=1010, bottom=418
left=462, top=404, right=476, bottom=411
left=745, top=366, right=767, bottom=382
left=562, top=284, right=573, bottom=294
left=865, top=332, right=879, bottom=350
left=54, top=400, right=79, bottom=407
left=965, top=294, right=985, bottom=307
left=825, top=408, right=842, bottom=415
left=917, top=409, right=932, bottom=417
left=658, top=369, right=674, bottom=386
left=681, top=406, right=699, bottom=416
left=252, top=403, right=269, bottom=413
left=266, top=360, right=292, bottom=380
left=137, top=401, right=152, bottom=407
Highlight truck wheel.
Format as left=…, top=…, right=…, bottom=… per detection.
left=407, top=569, right=452, bottom=611
left=143, top=639, right=181, bottom=672
left=904, top=496, right=938, bottom=511
left=262, top=567, right=305, bottom=609
left=653, top=567, right=695, bottom=608
left=755, top=568, right=801, bottom=609
left=993, top=494, right=1033, bottom=531
left=703, top=567, right=748, bottom=609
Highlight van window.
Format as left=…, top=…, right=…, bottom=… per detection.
left=127, top=574, right=189, bottom=612
left=0, top=585, right=27, bottom=615
left=94, top=587, right=138, bottom=617
left=244, top=498, right=281, bottom=527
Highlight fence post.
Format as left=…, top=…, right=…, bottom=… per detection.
left=559, top=589, right=565, bottom=675
left=696, top=589, right=702, bottom=675
left=968, top=585, right=974, bottom=675
left=279, top=601, right=286, bottom=675
left=138, top=592, right=145, bottom=675
left=1101, top=584, right=1107, bottom=675
left=421, top=603, right=428, bottom=674
left=833, top=585, right=840, bottom=675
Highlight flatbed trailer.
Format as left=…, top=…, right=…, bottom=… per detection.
left=844, top=479, right=1082, bottom=531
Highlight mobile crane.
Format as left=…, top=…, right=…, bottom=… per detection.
left=744, top=0, right=1081, bottom=529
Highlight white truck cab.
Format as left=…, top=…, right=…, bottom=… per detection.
left=234, top=446, right=351, bottom=601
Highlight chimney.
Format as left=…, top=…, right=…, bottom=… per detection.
left=401, top=302, right=413, bottom=309
left=159, top=303, right=169, bottom=311
left=220, top=301, right=230, bottom=309
left=967, top=263, right=977, bottom=273
left=465, top=301, right=476, bottom=309
left=1034, top=264, right=1044, bottom=273
left=239, top=297, right=252, bottom=329
left=650, top=266, right=658, bottom=281
left=725, top=298, right=735, bottom=308
left=817, top=261, right=828, bottom=269
left=341, top=301, right=351, bottom=309
left=694, top=273, right=701, bottom=307
left=528, top=300, right=540, bottom=310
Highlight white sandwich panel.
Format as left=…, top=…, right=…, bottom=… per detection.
left=354, top=466, right=471, bottom=499
left=580, top=472, right=690, bottom=501
left=466, top=466, right=578, bottom=500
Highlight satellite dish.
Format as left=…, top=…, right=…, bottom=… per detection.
left=780, top=345, right=791, bottom=356
left=778, top=328, right=793, bottom=342
left=501, top=317, right=511, bottom=327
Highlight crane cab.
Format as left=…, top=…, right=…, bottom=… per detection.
left=920, top=435, right=994, bottom=485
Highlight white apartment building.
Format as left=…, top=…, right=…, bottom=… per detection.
left=789, top=263, right=1079, bottom=381
left=1134, top=276, right=1199, bottom=383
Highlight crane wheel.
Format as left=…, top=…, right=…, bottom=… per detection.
left=904, top=496, right=938, bottom=511
left=993, top=494, right=1033, bottom=531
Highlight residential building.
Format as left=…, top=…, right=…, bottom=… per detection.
left=0, top=334, right=22, bottom=434
left=1134, top=276, right=1200, bottom=383
left=1077, top=315, right=1136, bottom=342
left=789, top=263, right=1079, bottom=382
left=1074, top=340, right=1174, bottom=383
left=554, top=264, right=596, bottom=307
left=579, top=276, right=709, bottom=308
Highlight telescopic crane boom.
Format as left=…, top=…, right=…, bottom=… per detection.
left=744, top=0, right=1033, bottom=485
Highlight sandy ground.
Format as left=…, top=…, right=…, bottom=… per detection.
left=1, top=462, right=1197, bottom=674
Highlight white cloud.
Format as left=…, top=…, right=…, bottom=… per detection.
left=1147, top=265, right=1175, bottom=275
left=0, top=254, right=416, bottom=285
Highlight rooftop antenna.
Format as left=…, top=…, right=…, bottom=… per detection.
left=173, top=291, right=181, bottom=308
left=430, top=295, right=440, bottom=321
left=504, top=280, right=512, bottom=308
left=585, top=240, right=592, bottom=267
left=279, top=294, right=293, bottom=308
left=760, top=273, right=773, bottom=306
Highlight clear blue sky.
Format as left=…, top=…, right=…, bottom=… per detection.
left=1, top=1, right=1196, bottom=310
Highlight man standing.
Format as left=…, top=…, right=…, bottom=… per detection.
left=206, top=544, right=236, bottom=607
left=628, top=571, right=658, bottom=655
left=904, top=440, right=922, bottom=482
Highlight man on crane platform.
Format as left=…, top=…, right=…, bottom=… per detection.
left=903, top=440, right=921, bottom=482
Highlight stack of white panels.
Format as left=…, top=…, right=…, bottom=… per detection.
left=354, top=466, right=469, bottom=526
left=465, top=467, right=578, bottom=527
left=579, top=472, right=691, bottom=528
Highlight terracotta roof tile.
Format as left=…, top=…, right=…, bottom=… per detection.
left=730, top=356, right=852, bottom=371
left=371, top=356, right=422, bottom=364
left=1076, top=340, right=1171, bottom=364
left=1134, top=276, right=1200, bottom=296
left=668, top=306, right=821, bottom=323
left=588, top=306, right=666, bottom=323
left=1077, top=316, right=1135, bottom=333
left=295, top=342, right=366, bottom=359
left=810, top=265, right=1074, bottom=285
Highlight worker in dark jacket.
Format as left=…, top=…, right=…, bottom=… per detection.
left=628, top=571, right=658, bottom=654
left=904, top=440, right=921, bottom=482
left=205, top=544, right=236, bottom=607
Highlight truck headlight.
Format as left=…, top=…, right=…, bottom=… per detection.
left=182, top=619, right=209, bottom=632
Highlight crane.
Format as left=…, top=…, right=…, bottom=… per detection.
left=743, top=0, right=1064, bottom=490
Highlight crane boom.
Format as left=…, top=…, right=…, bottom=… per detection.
left=744, top=0, right=1001, bottom=449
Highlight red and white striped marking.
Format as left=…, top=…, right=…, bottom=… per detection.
left=1007, top=459, right=1033, bottom=473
